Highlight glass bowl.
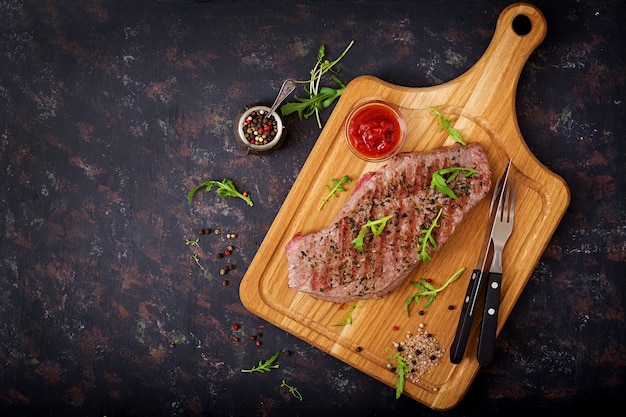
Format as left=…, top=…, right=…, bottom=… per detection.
left=344, top=100, right=406, bottom=162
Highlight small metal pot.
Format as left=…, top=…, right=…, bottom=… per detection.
left=234, top=105, right=285, bottom=154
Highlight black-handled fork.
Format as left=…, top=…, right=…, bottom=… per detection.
left=449, top=160, right=511, bottom=364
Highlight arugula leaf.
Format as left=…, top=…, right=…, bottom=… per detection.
left=241, top=350, right=281, bottom=373
left=415, top=208, right=443, bottom=263
left=351, top=214, right=394, bottom=251
left=386, top=352, right=409, bottom=399
left=405, top=267, right=466, bottom=316
left=281, top=41, right=354, bottom=128
left=333, top=302, right=362, bottom=326
left=426, top=107, right=466, bottom=145
left=187, top=178, right=253, bottom=206
left=281, top=76, right=346, bottom=122
left=319, top=175, right=352, bottom=211
left=430, top=167, right=477, bottom=199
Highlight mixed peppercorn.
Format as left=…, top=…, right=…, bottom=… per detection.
left=387, top=323, right=443, bottom=383
left=242, top=109, right=279, bottom=145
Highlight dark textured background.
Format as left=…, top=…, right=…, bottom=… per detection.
left=1, top=0, right=624, bottom=416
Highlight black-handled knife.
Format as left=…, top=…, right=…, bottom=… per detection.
left=449, top=267, right=488, bottom=363
left=449, top=160, right=511, bottom=364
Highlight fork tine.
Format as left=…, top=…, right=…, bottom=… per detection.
left=495, top=181, right=506, bottom=221
left=507, top=180, right=517, bottom=223
left=489, top=177, right=501, bottom=215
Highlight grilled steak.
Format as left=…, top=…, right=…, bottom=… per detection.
left=286, top=143, right=492, bottom=303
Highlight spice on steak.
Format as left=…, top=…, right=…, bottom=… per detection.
left=387, top=323, right=444, bottom=384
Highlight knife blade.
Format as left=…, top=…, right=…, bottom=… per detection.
left=449, top=159, right=512, bottom=364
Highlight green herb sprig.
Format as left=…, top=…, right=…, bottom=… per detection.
left=241, top=350, right=281, bottom=373
left=405, top=267, right=466, bottom=316
left=185, top=238, right=200, bottom=247
left=333, top=302, right=362, bottom=326
left=281, top=41, right=355, bottom=128
left=281, top=379, right=303, bottom=401
left=319, top=175, right=352, bottom=211
left=431, top=167, right=477, bottom=199
left=415, top=208, right=443, bottom=263
left=191, top=253, right=204, bottom=270
left=187, top=178, right=253, bottom=206
left=281, top=75, right=346, bottom=125
left=427, top=107, right=466, bottom=145
left=386, top=352, right=410, bottom=399
left=352, top=214, right=394, bottom=251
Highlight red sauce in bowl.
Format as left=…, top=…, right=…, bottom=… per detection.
left=345, top=100, right=406, bottom=162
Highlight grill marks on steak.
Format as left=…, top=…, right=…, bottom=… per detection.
left=286, top=143, right=491, bottom=303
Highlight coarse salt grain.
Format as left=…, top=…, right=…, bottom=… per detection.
left=389, top=323, right=443, bottom=384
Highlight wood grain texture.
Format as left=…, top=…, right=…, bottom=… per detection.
left=240, top=3, right=570, bottom=410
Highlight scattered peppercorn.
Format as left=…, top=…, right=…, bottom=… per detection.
left=221, top=279, right=229, bottom=286
left=198, top=228, right=211, bottom=235
left=216, top=253, right=224, bottom=259
left=448, top=305, right=455, bottom=310
left=355, top=346, right=362, bottom=352
left=214, top=229, right=222, bottom=235
left=392, top=325, right=400, bottom=331
left=219, top=268, right=227, bottom=275
left=418, top=310, right=425, bottom=316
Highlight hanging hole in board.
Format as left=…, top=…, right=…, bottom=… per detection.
left=512, top=14, right=532, bottom=36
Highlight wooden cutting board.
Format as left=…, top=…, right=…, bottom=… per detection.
left=240, top=3, right=569, bottom=410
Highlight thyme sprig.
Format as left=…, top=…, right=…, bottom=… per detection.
left=319, top=175, right=352, bottom=211
left=241, top=350, right=281, bottom=373
left=352, top=214, right=394, bottom=251
left=281, top=41, right=355, bottom=128
left=431, top=167, right=477, bottom=199
left=427, top=107, right=466, bottom=145
left=415, top=208, right=443, bottom=263
left=405, top=267, right=465, bottom=316
left=187, top=178, right=253, bottom=206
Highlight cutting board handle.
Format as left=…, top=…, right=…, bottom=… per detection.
left=454, top=3, right=546, bottom=118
